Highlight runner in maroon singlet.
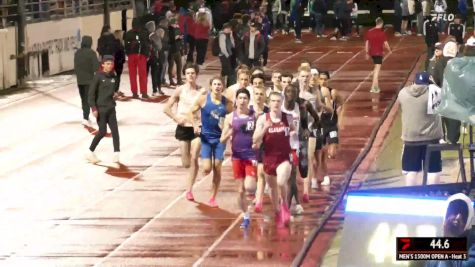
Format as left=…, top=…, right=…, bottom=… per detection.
left=253, top=92, right=295, bottom=227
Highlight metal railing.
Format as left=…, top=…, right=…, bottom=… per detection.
left=0, top=0, right=131, bottom=28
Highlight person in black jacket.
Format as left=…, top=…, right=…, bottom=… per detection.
left=124, top=18, right=150, bottom=99
left=113, top=30, right=126, bottom=95
left=168, top=17, right=184, bottom=86
left=423, top=17, right=439, bottom=70
left=74, top=35, right=100, bottom=127
left=97, top=25, right=118, bottom=60
left=86, top=55, right=121, bottom=164
left=145, top=20, right=165, bottom=96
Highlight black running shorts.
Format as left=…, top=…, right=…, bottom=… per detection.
left=175, top=125, right=198, bottom=141
left=372, top=56, right=383, bottom=65
left=402, top=141, right=442, bottom=173
left=322, top=125, right=339, bottom=146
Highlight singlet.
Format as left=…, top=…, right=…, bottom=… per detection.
left=263, top=113, right=291, bottom=157
left=281, top=103, right=300, bottom=149
left=231, top=110, right=257, bottom=160
left=320, top=87, right=338, bottom=127
left=250, top=104, right=269, bottom=116
left=201, top=94, right=227, bottom=143
left=176, top=84, right=204, bottom=127
left=299, top=86, right=318, bottom=129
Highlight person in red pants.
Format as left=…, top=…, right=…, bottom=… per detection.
left=124, top=18, right=150, bottom=99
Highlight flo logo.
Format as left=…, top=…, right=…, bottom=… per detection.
left=430, top=13, right=456, bottom=22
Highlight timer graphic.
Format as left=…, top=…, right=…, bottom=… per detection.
left=396, top=237, right=468, bottom=261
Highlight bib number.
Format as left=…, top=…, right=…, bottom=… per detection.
left=329, top=131, right=338, bottom=139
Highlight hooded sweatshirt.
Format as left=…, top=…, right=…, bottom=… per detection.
left=398, top=83, right=443, bottom=143
left=74, top=36, right=100, bottom=85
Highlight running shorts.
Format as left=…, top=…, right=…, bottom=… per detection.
left=263, top=154, right=290, bottom=176
left=175, top=125, right=198, bottom=141
left=372, top=56, right=383, bottom=65
left=402, top=141, right=442, bottom=173
left=201, top=141, right=226, bottom=160
left=322, top=125, right=339, bottom=145
left=232, top=159, right=257, bottom=179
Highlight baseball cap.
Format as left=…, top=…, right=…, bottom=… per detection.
left=435, top=42, right=444, bottom=50
left=415, top=71, right=430, bottom=85
left=466, top=37, right=475, bottom=46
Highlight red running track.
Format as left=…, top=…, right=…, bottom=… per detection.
left=0, top=29, right=426, bottom=266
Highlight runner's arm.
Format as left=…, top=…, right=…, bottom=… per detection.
left=334, top=90, right=345, bottom=130
left=305, top=100, right=321, bottom=127
left=220, top=114, right=233, bottom=143
left=321, top=87, right=334, bottom=113
left=384, top=41, right=391, bottom=53
left=164, top=87, right=182, bottom=124
left=225, top=96, right=234, bottom=113
left=253, top=115, right=269, bottom=146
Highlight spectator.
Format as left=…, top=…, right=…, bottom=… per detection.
left=398, top=71, right=443, bottom=186
left=394, top=0, right=403, bottom=36
left=218, top=23, right=237, bottom=87
left=448, top=14, right=466, bottom=50
left=124, top=18, right=150, bottom=99
left=458, top=0, right=468, bottom=24
left=112, top=30, right=126, bottom=95
left=349, top=0, right=359, bottom=37
left=157, top=17, right=170, bottom=87
left=427, top=42, right=444, bottom=77
left=311, top=0, right=328, bottom=38
left=423, top=15, right=439, bottom=69
left=243, top=21, right=265, bottom=68
left=74, top=35, right=100, bottom=127
left=433, top=0, right=447, bottom=34
left=145, top=20, right=164, bottom=96
left=194, top=10, right=211, bottom=67
left=168, top=17, right=184, bottom=87
left=97, top=25, right=117, bottom=60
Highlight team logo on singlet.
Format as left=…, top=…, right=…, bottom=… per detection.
left=268, top=126, right=289, bottom=136
left=210, top=109, right=222, bottom=120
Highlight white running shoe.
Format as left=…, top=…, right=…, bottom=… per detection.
left=330, top=36, right=337, bottom=41
left=82, top=119, right=91, bottom=127
left=321, top=176, right=331, bottom=186
left=311, top=178, right=318, bottom=189
left=294, top=204, right=304, bottom=215
left=113, top=152, right=120, bottom=163
left=85, top=151, right=100, bottom=163
left=439, top=139, right=447, bottom=144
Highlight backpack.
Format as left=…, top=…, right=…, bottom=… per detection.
left=212, top=35, right=221, bottom=56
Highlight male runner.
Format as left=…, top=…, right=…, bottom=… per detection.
left=318, top=71, right=345, bottom=186
left=282, top=84, right=320, bottom=214
left=190, top=77, right=233, bottom=207
left=253, top=92, right=295, bottom=227
left=164, top=63, right=207, bottom=201
left=221, top=88, right=257, bottom=228
left=251, top=86, right=270, bottom=213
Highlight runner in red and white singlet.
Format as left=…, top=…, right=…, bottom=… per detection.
left=253, top=92, right=295, bottom=227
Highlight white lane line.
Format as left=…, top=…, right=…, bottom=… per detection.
left=332, top=49, right=364, bottom=76
left=93, top=157, right=232, bottom=267
left=192, top=215, right=243, bottom=267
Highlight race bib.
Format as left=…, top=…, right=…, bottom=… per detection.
left=329, top=131, right=338, bottom=139
left=246, top=121, right=255, bottom=131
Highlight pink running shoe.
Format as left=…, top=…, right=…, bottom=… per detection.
left=281, top=203, right=291, bottom=226
left=208, top=197, right=218, bottom=208
left=254, top=202, right=263, bottom=213
left=275, top=211, right=285, bottom=228
left=186, top=191, right=194, bottom=201
left=302, top=193, right=310, bottom=203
